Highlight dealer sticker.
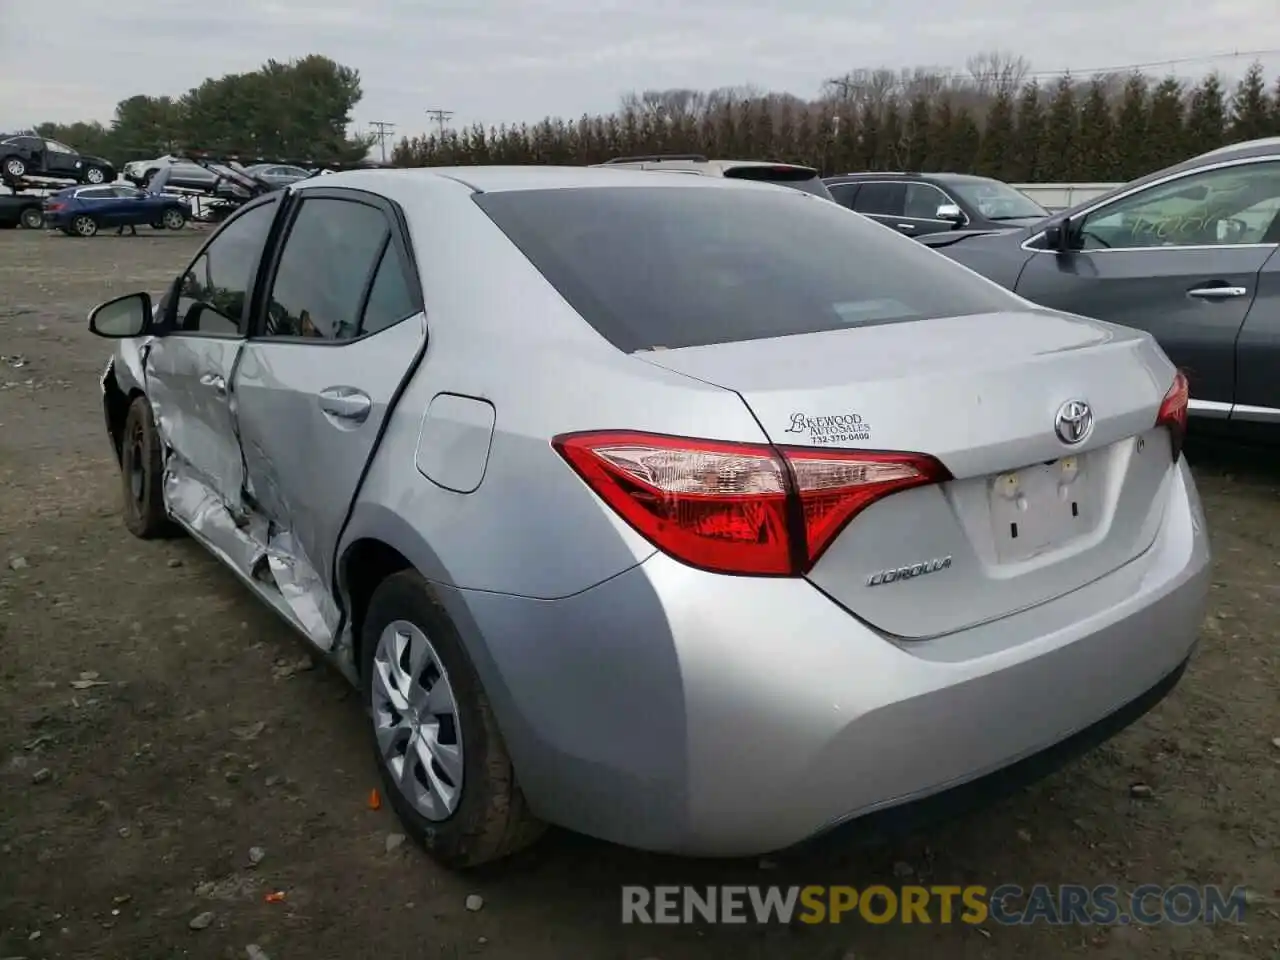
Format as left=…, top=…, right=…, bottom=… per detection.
left=784, top=412, right=872, bottom=444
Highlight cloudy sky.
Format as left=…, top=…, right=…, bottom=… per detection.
left=3, top=0, right=1280, bottom=142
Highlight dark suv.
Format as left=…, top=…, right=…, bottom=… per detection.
left=1, top=135, right=115, bottom=185
left=823, top=172, right=1049, bottom=239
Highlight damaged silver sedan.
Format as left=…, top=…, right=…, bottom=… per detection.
left=89, top=167, right=1208, bottom=870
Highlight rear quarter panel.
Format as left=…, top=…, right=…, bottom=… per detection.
left=336, top=176, right=770, bottom=600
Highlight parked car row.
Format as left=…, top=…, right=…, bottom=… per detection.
left=122, top=155, right=315, bottom=196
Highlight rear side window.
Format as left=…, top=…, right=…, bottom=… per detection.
left=474, top=186, right=1020, bottom=352
left=852, top=182, right=906, bottom=216
left=263, top=197, right=390, bottom=340
left=827, top=182, right=859, bottom=209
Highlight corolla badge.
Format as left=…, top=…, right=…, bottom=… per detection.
left=866, top=556, right=952, bottom=587
left=1054, top=399, right=1093, bottom=446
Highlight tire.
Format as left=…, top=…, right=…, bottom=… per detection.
left=361, top=571, right=545, bottom=868
left=83, top=166, right=107, bottom=184
left=161, top=208, right=187, bottom=230
left=120, top=396, right=179, bottom=539
left=71, top=215, right=98, bottom=237
left=19, top=207, right=43, bottom=230
left=2, top=155, right=26, bottom=179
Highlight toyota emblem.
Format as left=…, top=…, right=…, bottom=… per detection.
left=1054, top=399, right=1093, bottom=445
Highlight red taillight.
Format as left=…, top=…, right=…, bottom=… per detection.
left=45, top=202, right=64, bottom=212
left=552, top=430, right=950, bottom=576
left=1155, top=370, right=1189, bottom=461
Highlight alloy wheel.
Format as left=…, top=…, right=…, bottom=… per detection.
left=370, top=619, right=464, bottom=820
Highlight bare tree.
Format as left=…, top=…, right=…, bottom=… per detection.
left=966, top=50, right=1031, bottom=97
left=618, top=88, right=711, bottom=120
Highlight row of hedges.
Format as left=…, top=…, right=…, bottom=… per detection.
left=393, top=64, right=1280, bottom=182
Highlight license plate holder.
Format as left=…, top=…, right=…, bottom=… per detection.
left=989, top=455, right=1096, bottom=563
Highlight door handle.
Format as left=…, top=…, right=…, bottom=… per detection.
left=199, top=372, right=226, bottom=395
left=1187, top=285, right=1248, bottom=300
left=318, top=386, right=372, bottom=424
left=896, top=223, right=916, bottom=231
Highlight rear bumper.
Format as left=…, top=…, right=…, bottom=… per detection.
left=445, top=460, right=1210, bottom=856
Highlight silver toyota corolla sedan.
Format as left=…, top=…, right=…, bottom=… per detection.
left=86, top=166, right=1210, bottom=869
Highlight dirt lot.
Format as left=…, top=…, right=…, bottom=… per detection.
left=0, top=226, right=1278, bottom=960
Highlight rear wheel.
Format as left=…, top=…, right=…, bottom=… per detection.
left=120, top=396, right=178, bottom=539
left=361, top=571, right=545, bottom=868
left=19, top=207, right=43, bottom=230
left=71, top=215, right=98, bottom=237
left=2, top=155, right=26, bottom=179
left=161, top=208, right=186, bottom=230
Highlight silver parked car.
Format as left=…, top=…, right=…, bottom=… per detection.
left=87, top=166, right=1210, bottom=868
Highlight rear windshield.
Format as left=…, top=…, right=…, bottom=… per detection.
left=722, top=165, right=834, bottom=200
left=474, top=186, right=1021, bottom=352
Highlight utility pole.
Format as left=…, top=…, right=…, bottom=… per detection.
left=425, top=108, right=454, bottom=140
left=369, top=121, right=396, bottom=163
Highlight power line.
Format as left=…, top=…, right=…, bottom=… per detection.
left=826, top=48, right=1280, bottom=95
left=1027, top=48, right=1280, bottom=80
left=425, top=108, right=454, bottom=140
left=368, top=120, right=395, bottom=163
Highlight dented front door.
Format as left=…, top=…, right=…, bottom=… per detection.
left=146, top=336, right=245, bottom=508
left=145, top=197, right=282, bottom=512
left=232, top=191, right=428, bottom=645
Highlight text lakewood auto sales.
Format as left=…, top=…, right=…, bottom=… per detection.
left=621, top=884, right=1252, bottom=926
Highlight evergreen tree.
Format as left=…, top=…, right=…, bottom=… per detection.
left=834, top=106, right=860, bottom=172
left=792, top=106, right=817, bottom=167
left=1115, top=74, right=1149, bottom=180
left=975, top=85, right=1015, bottom=179
left=857, top=99, right=881, bottom=168
left=774, top=99, right=797, bottom=161
left=714, top=102, right=739, bottom=156
left=1077, top=78, right=1118, bottom=180
left=904, top=93, right=931, bottom=170
left=927, top=96, right=955, bottom=169
left=753, top=98, right=776, bottom=158
left=1230, top=62, right=1272, bottom=142
left=1039, top=76, right=1079, bottom=181
left=949, top=106, right=982, bottom=173
left=880, top=98, right=904, bottom=168
left=1184, top=72, right=1227, bottom=156
left=1146, top=77, right=1186, bottom=170
left=1012, top=81, right=1044, bottom=181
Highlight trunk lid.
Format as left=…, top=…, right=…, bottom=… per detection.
left=637, top=309, right=1177, bottom=639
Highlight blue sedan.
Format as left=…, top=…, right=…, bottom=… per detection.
left=43, top=184, right=189, bottom=237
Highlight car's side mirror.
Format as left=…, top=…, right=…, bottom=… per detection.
left=935, top=203, right=965, bottom=225
left=88, top=292, right=153, bottom=338
left=1041, top=218, right=1077, bottom=253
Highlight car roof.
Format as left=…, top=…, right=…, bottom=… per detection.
left=826, top=172, right=998, bottom=183
left=296, top=165, right=809, bottom=196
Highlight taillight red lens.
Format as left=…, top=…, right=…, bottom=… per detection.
left=45, top=202, right=64, bottom=212
left=552, top=430, right=950, bottom=576
left=1155, top=370, right=1189, bottom=461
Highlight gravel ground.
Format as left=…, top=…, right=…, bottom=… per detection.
left=1, top=226, right=1278, bottom=960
